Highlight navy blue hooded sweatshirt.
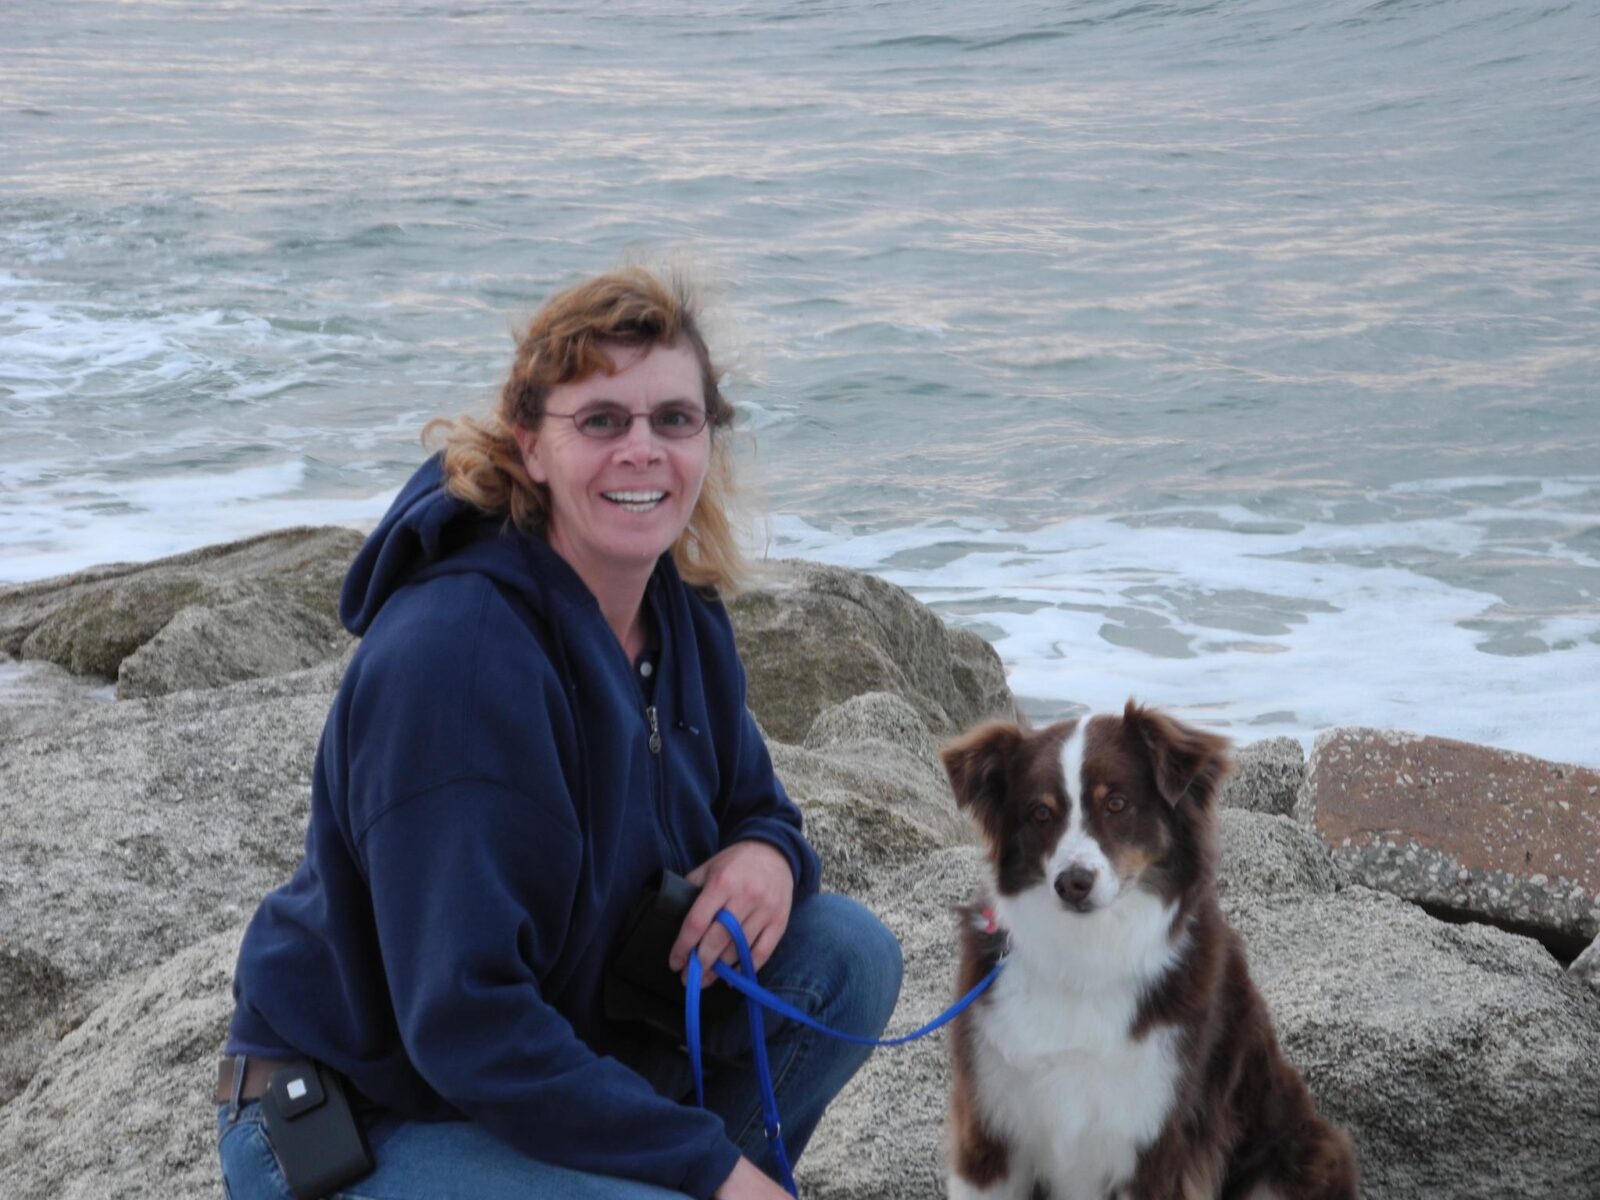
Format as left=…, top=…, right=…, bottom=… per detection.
left=226, top=455, right=821, bottom=1198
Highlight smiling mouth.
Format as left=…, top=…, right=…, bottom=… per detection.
left=602, top=490, right=666, bottom=513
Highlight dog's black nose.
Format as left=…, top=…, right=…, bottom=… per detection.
left=1054, top=865, right=1097, bottom=905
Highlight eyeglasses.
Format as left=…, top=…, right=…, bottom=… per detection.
left=542, top=401, right=711, bottom=441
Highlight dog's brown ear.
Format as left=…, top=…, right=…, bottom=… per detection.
left=1123, top=700, right=1231, bottom=809
left=941, top=721, right=1023, bottom=841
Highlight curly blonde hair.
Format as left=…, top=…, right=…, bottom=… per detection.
left=423, top=267, right=744, bottom=593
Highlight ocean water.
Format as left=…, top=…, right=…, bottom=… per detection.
left=3, top=1, right=1597, bottom=764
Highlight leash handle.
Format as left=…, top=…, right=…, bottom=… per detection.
left=687, top=918, right=798, bottom=1196
left=684, top=910, right=1006, bottom=1200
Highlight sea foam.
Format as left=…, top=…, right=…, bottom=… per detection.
left=770, top=493, right=1600, bottom=768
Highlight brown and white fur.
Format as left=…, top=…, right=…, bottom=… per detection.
left=940, top=702, right=1356, bottom=1200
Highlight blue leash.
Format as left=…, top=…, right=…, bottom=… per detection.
left=685, top=909, right=1005, bottom=1198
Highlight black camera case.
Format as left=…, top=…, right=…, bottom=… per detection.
left=604, top=871, right=741, bottom=1041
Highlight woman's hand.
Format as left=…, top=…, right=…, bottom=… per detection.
left=715, top=1156, right=792, bottom=1200
left=670, top=840, right=793, bottom=987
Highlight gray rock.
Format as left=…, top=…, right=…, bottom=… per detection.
left=0, top=569, right=995, bottom=1112
left=804, top=691, right=943, bottom=767
left=1216, top=808, right=1343, bottom=898
left=117, top=594, right=348, bottom=699
left=1219, top=735, right=1305, bottom=815
left=0, top=527, right=363, bottom=695
left=1224, top=888, right=1600, bottom=1199
left=0, top=929, right=240, bottom=1200
left=1572, top=933, right=1600, bottom=997
left=775, top=694, right=971, bottom=896
left=730, top=560, right=1013, bottom=744
left=17, top=574, right=211, bottom=677
left=13, top=848, right=1596, bottom=1200
left=0, top=662, right=342, bottom=1104
left=0, top=948, right=74, bottom=1104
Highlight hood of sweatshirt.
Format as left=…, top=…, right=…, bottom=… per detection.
left=341, top=454, right=588, bottom=638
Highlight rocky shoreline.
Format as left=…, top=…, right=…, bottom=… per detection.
left=2, top=529, right=1598, bottom=1198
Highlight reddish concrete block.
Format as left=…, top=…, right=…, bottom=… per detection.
left=1296, top=728, right=1600, bottom=948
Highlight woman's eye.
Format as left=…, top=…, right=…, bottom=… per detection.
left=1105, top=795, right=1127, bottom=814
left=1030, top=803, right=1054, bottom=824
left=580, top=409, right=625, bottom=431
left=652, top=405, right=694, bottom=429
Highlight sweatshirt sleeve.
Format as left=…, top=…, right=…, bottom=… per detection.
left=715, top=657, right=823, bottom=902
left=358, top=777, right=742, bottom=1198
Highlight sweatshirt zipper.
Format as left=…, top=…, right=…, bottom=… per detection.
left=645, top=701, right=684, bottom=871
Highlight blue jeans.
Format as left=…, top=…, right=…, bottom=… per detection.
left=217, top=893, right=902, bottom=1199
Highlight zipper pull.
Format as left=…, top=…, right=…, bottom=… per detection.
left=646, top=705, right=662, bottom=755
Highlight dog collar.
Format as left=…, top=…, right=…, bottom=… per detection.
left=977, top=905, right=1013, bottom=961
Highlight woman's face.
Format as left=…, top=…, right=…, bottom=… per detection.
left=514, top=339, right=713, bottom=590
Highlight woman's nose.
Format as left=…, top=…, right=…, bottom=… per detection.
left=613, top=417, right=665, bottom=462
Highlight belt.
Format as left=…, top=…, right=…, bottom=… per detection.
left=215, top=1055, right=296, bottom=1105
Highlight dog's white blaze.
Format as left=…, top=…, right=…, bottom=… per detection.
left=1061, top=718, right=1088, bottom=809
left=1052, top=719, right=1119, bottom=909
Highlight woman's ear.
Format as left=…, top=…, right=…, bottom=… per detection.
left=511, top=424, right=548, bottom=485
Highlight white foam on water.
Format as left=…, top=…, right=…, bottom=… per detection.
left=1390, top=476, right=1600, bottom=497
left=769, top=503, right=1600, bottom=768
left=0, top=460, right=396, bottom=584
left=229, top=374, right=316, bottom=402
left=2, top=294, right=210, bottom=395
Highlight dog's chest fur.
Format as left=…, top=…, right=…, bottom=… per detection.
left=967, top=962, right=1182, bottom=1200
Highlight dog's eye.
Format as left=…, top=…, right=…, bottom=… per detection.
left=1030, top=802, right=1055, bottom=824
left=1105, top=794, right=1128, bottom=814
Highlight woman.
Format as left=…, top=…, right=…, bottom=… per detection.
left=217, top=268, right=903, bottom=1200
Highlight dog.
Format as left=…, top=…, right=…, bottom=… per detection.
left=939, top=701, right=1357, bottom=1200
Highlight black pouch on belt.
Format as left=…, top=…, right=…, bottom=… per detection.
left=260, top=1060, right=374, bottom=1200
left=604, top=870, right=742, bottom=1043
